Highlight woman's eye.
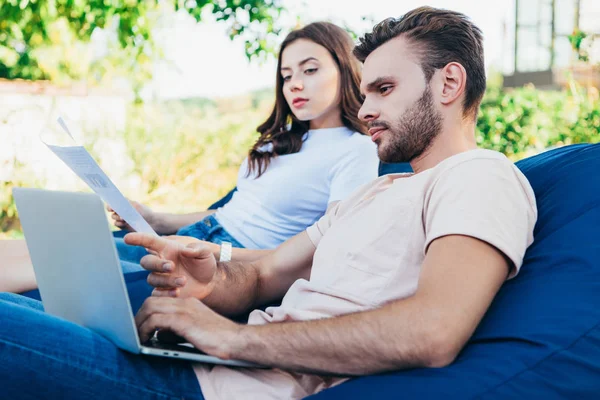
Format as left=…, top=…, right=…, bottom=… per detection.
left=282, top=76, right=291, bottom=82
left=304, top=68, right=317, bottom=74
left=380, top=85, right=392, bottom=94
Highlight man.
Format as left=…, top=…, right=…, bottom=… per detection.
left=125, top=7, right=537, bottom=398
left=0, top=6, right=536, bottom=400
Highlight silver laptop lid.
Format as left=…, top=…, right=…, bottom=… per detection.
left=13, top=187, right=142, bottom=353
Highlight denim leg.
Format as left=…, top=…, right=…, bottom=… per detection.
left=115, top=237, right=150, bottom=264
left=20, top=263, right=151, bottom=304
left=124, top=270, right=153, bottom=314
left=112, top=230, right=128, bottom=239
left=0, top=292, right=44, bottom=310
left=121, top=259, right=146, bottom=274
left=206, top=218, right=245, bottom=248
left=0, top=293, right=204, bottom=400
left=177, top=215, right=245, bottom=248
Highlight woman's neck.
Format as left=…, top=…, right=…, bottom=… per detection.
left=309, top=110, right=344, bottom=130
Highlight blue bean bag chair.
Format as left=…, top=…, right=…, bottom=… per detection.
left=310, top=143, right=600, bottom=399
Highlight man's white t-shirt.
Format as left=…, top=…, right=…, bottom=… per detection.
left=215, top=126, right=379, bottom=249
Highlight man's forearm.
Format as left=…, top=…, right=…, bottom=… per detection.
left=229, top=296, right=454, bottom=375
left=201, top=233, right=314, bottom=316
left=201, top=260, right=263, bottom=317
left=200, top=242, right=274, bottom=264
left=230, top=247, right=275, bottom=262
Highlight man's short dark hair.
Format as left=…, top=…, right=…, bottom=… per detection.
left=354, top=7, right=486, bottom=120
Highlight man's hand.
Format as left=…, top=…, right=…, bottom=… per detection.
left=135, top=296, right=243, bottom=360
left=124, top=233, right=218, bottom=299
left=127, top=231, right=315, bottom=317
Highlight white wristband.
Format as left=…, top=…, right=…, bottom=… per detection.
left=219, top=241, right=232, bottom=262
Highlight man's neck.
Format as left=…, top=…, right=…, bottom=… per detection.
left=410, top=122, right=478, bottom=174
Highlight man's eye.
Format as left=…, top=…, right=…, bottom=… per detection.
left=380, top=86, right=392, bottom=94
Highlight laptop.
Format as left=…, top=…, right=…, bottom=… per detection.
left=13, top=187, right=260, bottom=368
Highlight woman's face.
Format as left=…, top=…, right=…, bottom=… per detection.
left=280, top=39, right=343, bottom=129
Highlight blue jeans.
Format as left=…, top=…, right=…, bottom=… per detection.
left=0, top=292, right=204, bottom=400
left=115, top=214, right=245, bottom=273
left=22, top=270, right=154, bottom=315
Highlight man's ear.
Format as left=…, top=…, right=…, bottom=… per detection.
left=439, top=62, right=467, bottom=107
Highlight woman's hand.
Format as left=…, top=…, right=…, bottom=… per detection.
left=107, top=201, right=157, bottom=232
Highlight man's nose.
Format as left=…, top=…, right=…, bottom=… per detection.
left=358, top=99, right=379, bottom=122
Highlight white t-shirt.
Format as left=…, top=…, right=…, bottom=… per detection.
left=214, top=126, right=378, bottom=249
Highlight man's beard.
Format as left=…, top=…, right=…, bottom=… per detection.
left=372, top=86, right=443, bottom=164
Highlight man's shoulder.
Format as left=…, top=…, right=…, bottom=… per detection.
left=428, top=149, right=536, bottom=209
left=436, top=149, right=512, bottom=171
left=429, top=149, right=521, bottom=184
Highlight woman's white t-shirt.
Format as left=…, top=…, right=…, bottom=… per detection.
left=214, top=126, right=379, bottom=249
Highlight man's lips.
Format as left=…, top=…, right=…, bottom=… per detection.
left=292, top=98, right=308, bottom=108
left=369, top=127, right=387, bottom=141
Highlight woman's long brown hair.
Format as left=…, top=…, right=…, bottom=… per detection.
left=247, top=22, right=367, bottom=178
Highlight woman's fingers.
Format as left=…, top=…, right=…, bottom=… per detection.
left=110, top=212, right=125, bottom=222
left=110, top=213, right=128, bottom=229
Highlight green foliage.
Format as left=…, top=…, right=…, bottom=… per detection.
left=476, top=85, right=600, bottom=160
left=118, top=88, right=273, bottom=214
left=568, top=29, right=600, bottom=65
left=569, top=29, right=590, bottom=63
left=0, top=158, right=47, bottom=236
left=0, top=0, right=284, bottom=84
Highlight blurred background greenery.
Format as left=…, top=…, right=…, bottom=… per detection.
left=1, top=0, right=599, bottom=238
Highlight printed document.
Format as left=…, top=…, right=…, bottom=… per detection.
left=43, top=117, right=156, bottom=235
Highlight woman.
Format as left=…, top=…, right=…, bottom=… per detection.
left=114, top=20, right=376, bottom=261
left=1, top=22, right=378, bottom=294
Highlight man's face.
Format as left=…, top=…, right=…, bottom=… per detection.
left=358, top=37, right=443, bottom=164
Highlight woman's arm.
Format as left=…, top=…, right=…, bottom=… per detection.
left=152, top=210, right=216, bottom=235
left=110, top=202, right=218, bottom=235
left=0, top=240, right=36, bottom=293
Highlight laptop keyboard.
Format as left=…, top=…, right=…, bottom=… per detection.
left=145, top=337, right=208, bottom=355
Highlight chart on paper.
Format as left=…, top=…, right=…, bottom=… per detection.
left=43, top=118, right=157, bottom=236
